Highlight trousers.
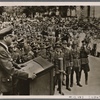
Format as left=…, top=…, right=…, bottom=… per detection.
left=70, top=67, right=80, bottom=85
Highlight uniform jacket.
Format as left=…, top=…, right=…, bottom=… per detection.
left=54, top=50, right=64, bottom=74
left=0, top=42, right=28, bottom=93
left=63, top=47, right=73, bottom=70
left=80, top=46, right=89, bottom=65
left=72, top=47, right=81, bottom=68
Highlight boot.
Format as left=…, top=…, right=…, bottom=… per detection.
left=59, top=91, right=64, bottom=95
left=85, top=80, right=88, bottom=85
left=77, top=83, right=82, bottom=87
left=66, top=87, right=71, bottom=91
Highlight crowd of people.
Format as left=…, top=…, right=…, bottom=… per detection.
left=0, top=11, right=100, bottom=95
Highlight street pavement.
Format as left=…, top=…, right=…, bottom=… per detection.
left=54, top=55, right=100, bottom=95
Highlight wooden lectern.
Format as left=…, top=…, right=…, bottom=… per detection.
left=19, top=56, right=54, bottom=95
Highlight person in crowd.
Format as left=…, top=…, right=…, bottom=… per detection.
left=39, top=43, right=47, bottom=59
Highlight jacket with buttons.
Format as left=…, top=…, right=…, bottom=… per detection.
left=63, top=47, right=73, bottom=70
left=72, top=47, right=81, bottom=68
left=0, top=42, right=28, bottom=93
left=54, top=50, right=64, bottom=74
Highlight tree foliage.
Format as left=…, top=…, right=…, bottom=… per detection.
left=3, top=6, right=77, bottom=17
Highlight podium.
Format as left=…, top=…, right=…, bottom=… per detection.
left=19, top=56, right=54, bottom=95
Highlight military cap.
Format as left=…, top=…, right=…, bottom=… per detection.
left=62, top=40, right=67, bottom=44
left=45, top=45, right=52, bottom=49
left=44, top=39, right=49, bottom=42
left=0, top=26, right=13, bottom=37
left=72, top=26, right=78, bottom=30
left=55, top=44, right=61, bottom=48
left=40, top=44, right=46, bottom=49
left=17, top=38, right=24, bottom=43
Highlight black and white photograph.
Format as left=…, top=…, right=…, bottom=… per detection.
left=0, top=3, right=100, bottom=97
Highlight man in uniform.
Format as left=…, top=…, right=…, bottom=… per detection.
left=54, top=43, right=64, bottom=95
left=0, top=26, right=36, bottom=95
left=63, top=40, right=73, bottom=91
left=79, top=40, right=90, bottom=85
left=70, top=43, right=82, bottom=87
left=39, top=43, right=47, bottom=59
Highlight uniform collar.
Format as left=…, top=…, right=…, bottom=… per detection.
left=0, top=42, right=9, bottom=51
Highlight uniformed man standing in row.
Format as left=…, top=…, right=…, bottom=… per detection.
left=70, top=43, right=82, bottom=87
left=54, top=43, right=64, bottom=95
left=63, top=40, right=73, bottom=91
left=79, top=40, right=90, bottom=85
left=0, top=26, right=36, bottom=95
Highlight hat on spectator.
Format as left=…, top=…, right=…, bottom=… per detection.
left=40, top=43, right=46, bottom=49
left=55, top=44, right=61, bottom=48
left=62, top=40, right=67, bottom=44
left=0, top=26, right=13, bottom=37
left=17, top=38, right=24, bottom=43
left=55, top=42, right=61, bottom=48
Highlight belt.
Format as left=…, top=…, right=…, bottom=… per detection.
left=65, top=59, right=70, bottom=60
left=73, top=57, right=80, bottom=59
left=1, top=77, right=12, bottom=83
